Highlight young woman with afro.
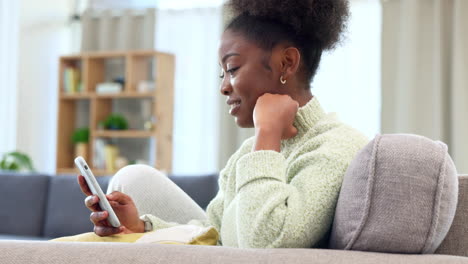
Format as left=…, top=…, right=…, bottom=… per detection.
left=77, top=0, right=368, bottom=248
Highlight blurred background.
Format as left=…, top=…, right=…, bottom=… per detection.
left=0, top=0, right=466, bottom=176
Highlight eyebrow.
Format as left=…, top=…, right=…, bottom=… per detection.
left=221, top=53, right=240, bottom=64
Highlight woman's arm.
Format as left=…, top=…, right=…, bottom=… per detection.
left=252, top=93, right=299, bottom=153
left=234, top=145, right=350, bottom=248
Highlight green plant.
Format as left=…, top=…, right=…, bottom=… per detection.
left=103, top=114, right=128, bottom=130
left=71, top=127, right=90, bottom=144
left=0, top=151, right=35, bottom=172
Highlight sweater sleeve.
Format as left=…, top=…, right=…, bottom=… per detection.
left=233, top=148, right=349, bottom=248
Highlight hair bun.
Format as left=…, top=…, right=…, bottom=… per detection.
left=225, top=0, right=350, bottom=50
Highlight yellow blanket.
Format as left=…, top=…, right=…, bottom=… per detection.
left=52, top=225, right=219, bottom=246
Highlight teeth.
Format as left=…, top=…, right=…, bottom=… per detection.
left=230, top=102, right=240, bottom=111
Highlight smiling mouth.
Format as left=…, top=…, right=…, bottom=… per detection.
left=229, top=101, right=241, bottom=116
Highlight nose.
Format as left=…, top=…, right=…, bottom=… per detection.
left=220, top=78, right=232, bottom=96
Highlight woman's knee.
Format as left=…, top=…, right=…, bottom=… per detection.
left=107, top=164, right=167, bottom=193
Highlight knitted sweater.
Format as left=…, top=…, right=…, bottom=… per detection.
left=143, top=97, right=368, bottom=248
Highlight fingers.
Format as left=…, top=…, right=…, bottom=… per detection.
left=77, top=175, right=92, bottom=196
left=106, top=191, right=132, bottom=205
left=290, top=126, right=298, bottom=137
left=282, top=126, right=298, bottom=140
left=90, top=211, right=108, bottom=225
left=84, top=195, right=101, bottom=212
left=90, top=210, right=124, bottom=237
left=94, top=225, right=123, bottom=237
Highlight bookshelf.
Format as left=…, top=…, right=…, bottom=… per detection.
left=56, top=50, right=175, bottom=176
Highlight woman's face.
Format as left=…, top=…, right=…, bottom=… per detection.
left=218, top=29, right=282, bottom=128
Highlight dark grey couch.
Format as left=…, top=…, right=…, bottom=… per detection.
left=0, top=172, right=218, bottom=241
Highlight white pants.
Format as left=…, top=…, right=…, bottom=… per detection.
left=106, top=165, right=207, bottom=224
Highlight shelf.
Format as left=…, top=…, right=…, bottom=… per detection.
left=60, top=92, right=155, bottom=100
left=57, top=168, right=114, bottom=177
left=57, top=50, right=174, bottom=174
left=83, top=50, right=163, bottom=58
left=94, top=130, right=155, bottom=138
left=95, top=92, right=155, bottom=98
left=57, top=168, right=79, bottom=175
left=61, top=55, right=82, bottom=60
left=60, top=93, right=92, bottom=100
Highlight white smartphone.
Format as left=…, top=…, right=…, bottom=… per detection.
left=74, top=156, right=121, bottom=228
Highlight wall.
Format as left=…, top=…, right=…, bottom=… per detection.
left=0, top=1, right=19, bottom=155
left=313, top=0, right=382, bottom=139
left=16, top=0, right=74, bottom=173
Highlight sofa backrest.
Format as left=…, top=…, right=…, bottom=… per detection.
left=0, top=172, right=219, bottom=239
left=169, top=173, right=219, bottom=210
left=42, top=173, right=218, bottom=238
left=42, top=175, right=111, bottom=238
left=42, top=173, right=219, bottom=238
left=0, top=172, right=50, bottom=237
left=436, top=175, right=468, bottom=257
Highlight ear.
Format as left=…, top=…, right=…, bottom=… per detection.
left=280, top=47, right=301, bottom=81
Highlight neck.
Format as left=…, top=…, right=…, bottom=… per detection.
left=291, top=89, right=313, bottom=107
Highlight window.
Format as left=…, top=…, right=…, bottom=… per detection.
left=313, top=0, right=382, bottom=138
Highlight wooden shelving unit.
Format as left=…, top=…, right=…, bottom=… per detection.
left=56, top=50, right=175, bottom=176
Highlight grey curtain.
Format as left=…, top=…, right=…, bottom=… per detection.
left=381, top=0, right=468, bottom=173
left=81, top=8, right=155, bottom=51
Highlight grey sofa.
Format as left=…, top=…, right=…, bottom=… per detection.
left=0, top=172, right=219, bottom=241
left=0, top=172, right=467, bottom=263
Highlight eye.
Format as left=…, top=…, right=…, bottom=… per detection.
left=219, top=67, right=240, bottom=79
left=227, top=67, right=239, bottom=75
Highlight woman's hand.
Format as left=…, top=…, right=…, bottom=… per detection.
left=252, top=93, right=299, bottom=152
left=78, top=175, right=145, bottom=236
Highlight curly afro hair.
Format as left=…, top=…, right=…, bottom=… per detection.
left=224, top=0, right=350, bottom=88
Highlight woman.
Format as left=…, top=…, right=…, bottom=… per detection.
left=79, top=0, right=368, bottom=248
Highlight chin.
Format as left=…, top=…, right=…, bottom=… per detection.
left=235, top=117, right=254, bottom=128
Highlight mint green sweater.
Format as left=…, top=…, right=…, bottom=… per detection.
left=145, top=97, right=368, bottom=248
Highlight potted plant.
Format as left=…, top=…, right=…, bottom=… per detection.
left=0, top=151, right=35, bottom=172
left=102, top=114, right=129, bottom=130
left=71, top=127, right=90, bottom=160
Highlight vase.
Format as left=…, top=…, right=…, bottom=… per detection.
left=75, top=143, right=88, bottom=160
left=104, top=145, right=119, bottom=172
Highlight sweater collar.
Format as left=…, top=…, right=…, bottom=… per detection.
left=293, top=96, right=326, bottom=134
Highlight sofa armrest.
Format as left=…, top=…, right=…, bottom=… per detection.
left=436, top=175, right=468, bottom=257
left=0, top=240, right=466, bottom=264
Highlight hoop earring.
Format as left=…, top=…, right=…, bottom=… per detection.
left=280, top=76, right=287, bottom=85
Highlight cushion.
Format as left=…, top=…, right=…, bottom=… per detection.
left=0, top=173, right=50, bottom=237
left=329, top=134, right=458, bottom=254
left=43, top=175, right=111, bottom=238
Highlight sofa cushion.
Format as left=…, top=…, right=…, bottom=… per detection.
left=169, top=174, right=219, bottom=209
left=43, top=175, right=111, bottom=238
left=1, top=240, right=467, bottom=264
left=0, top=173, right=50, bottom=237
left=329, top=134, right=458, bottom=254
